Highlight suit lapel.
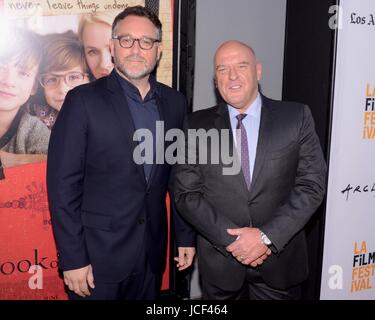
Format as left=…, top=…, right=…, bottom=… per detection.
left=249, top=97, right=273, bottom=195
left=106, top=71, right=147, bottom=186
left=214, top=103, right=234, bottom=158
left=215, top=98, right=275, bottom=196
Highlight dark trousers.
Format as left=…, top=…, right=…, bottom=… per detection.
left=68, top=250, right=161, bottom=300
left=202, top=267, right=302, bottom=300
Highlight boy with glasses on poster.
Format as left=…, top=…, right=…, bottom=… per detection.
left=29, top=31, right=89, bottom=129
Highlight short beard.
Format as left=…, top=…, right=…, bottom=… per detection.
left=115, top=55, right=157, bottom=81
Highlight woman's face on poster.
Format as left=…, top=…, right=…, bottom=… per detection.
left=42, top=65, right=89, bottom=111
left=82, top=22, right=113, bottom=79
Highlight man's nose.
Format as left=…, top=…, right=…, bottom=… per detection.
left=228, top=67, right=239, bottom=80
left=129, top=40, right=142, bottom=54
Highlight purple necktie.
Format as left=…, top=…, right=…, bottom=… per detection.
left=236, top=114, right=251, bottom=189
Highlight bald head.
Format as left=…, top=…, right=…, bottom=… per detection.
left=214, top=40, right=256, bottom=63
left=214, top=40, right=262, bottom=112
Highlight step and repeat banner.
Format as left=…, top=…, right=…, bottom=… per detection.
left=321, top=0, right=375, bottom=299
left=0, top=0, right=174, bottom=299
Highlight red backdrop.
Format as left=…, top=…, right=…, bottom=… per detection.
left=0, top=161, right=170, bottom=299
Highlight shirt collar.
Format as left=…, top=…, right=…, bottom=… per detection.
left=115, top=70, right=160, bottom=102
left=227, top=93, right=262, bottom=120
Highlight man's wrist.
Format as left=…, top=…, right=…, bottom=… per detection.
left=260, top=231, right=272, bottom=246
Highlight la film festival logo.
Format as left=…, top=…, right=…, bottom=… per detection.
left=327, top=242, right=375, bottom=294
left=352, top=241, right=375, bottom=293
left=364, top=83, right=375, bottom=139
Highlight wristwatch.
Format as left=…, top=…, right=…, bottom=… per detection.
left=260, top=231, right=272, bottom=246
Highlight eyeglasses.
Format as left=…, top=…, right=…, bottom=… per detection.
left=112, top=35, right=160, bottom=50
left=39, top=72, right=88, bottom=89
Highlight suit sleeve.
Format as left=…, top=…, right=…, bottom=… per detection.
left=172, top=116, right=240, bottom=255
left=47, top=89, right=90, bottom=271
left=261, top=105, right=327, bottom=253
left=168, top=97, right=196, bottom=248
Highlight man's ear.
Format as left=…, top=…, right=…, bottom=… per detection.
left=157, top=42, right=163, bottom=62
left=109, top=39, right=116, bottom=65
left=256, top=63, right=262, bottom=81
left=109, top=39, right=115, bottom=58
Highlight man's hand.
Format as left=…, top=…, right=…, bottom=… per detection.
left=174, top=247, right=196, bottom=271
left=226, top=227, right=271, bottom=267
left=63, top=264, right=95, bottom=297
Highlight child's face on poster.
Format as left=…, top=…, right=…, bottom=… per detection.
left=42, top=65, right=89, bottom=111
left=0, top=60, right=38, bottom=112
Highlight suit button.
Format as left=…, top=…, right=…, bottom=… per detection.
left=138, top=218, right=145, bottom=224
left=248, top=200, right=252, bottom=206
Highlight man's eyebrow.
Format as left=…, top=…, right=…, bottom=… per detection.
left=215, top=64, right=228, bottom=70
left=215, top=61, right=250, bottom=69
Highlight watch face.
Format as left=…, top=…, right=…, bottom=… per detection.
left=261, top=233, right=271, bottom=245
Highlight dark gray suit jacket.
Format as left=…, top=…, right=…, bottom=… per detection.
left=173, top=96, right=326, bottom=290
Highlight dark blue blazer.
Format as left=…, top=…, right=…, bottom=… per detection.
left=47, top=71, right=195, bottom=282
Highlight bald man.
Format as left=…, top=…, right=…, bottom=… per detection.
left=172, top=41, right=326, bottom=300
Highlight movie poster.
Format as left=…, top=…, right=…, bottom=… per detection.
left=0, top=0, right=174, bottom=299
left=321, top=0, right=375, bottom=299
